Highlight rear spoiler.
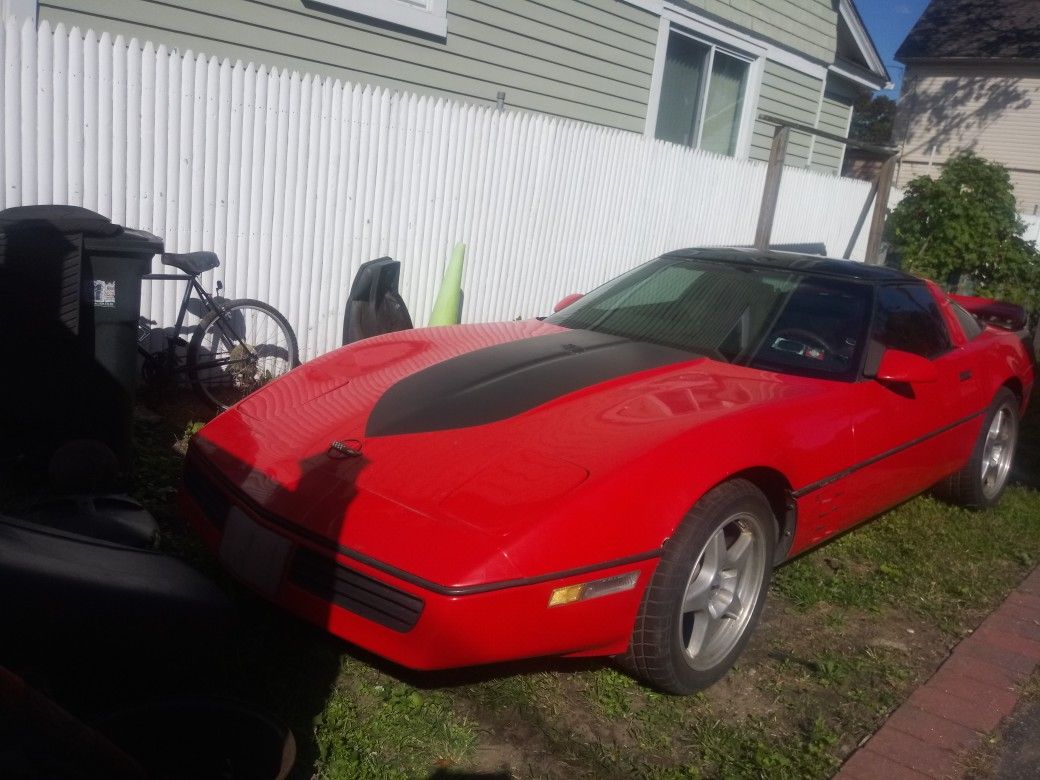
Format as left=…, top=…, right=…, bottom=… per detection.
left=949, top=294, right=1029, bottom=332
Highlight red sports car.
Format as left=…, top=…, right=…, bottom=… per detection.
left=182, top=248, right=1033, bottom=694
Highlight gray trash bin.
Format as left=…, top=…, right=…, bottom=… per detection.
left=0, top=206, right=163, bottom=473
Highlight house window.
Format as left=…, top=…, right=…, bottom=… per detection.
left=654, top=29, right=751, bottom=156
left=317, top=0, right=448, bottom=38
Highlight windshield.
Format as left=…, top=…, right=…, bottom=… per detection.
left=546, top=257, right=874, bottom=381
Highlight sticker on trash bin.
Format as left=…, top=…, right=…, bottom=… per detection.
left=94, top=280, right=116, bottom=307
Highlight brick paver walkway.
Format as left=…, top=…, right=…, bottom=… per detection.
left=835, top=565, right=1040, bottom=780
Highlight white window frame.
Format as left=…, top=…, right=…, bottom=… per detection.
left=645, top=11, right=765, bottom=159
left=315, top=0, right=447, bottom=38
left=625, top=0, right=830, bottom=79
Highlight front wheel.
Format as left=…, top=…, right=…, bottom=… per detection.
left=188, top=298, right=299, bottom=410
left=623, top=479, right=775, bottom=695
left=934, top=388, right=1019, bottom=509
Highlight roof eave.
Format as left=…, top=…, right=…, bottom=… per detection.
left=829, top=60, right=890, bottom=91
left=899, top=55, right=1040, bottom=66
left=838, top=0, right=891, bottom=83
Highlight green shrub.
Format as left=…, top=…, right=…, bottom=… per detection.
left=888, top=151, right=1040, bottom=312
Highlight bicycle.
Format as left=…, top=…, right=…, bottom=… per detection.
left=138, top=251, right=299, bottom=410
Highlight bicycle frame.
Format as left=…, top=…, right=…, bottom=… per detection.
left=141, top=273, right=254, bottom=369
left=142, top=272, right=220, bottom=340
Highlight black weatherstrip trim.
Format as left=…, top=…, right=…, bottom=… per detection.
left=189, top=452, right=662, bottom=596
left=792, top=410, right=986, bottom=499
left=365, top=329, right=698, bottom=437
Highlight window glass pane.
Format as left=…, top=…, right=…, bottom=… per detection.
left=750, top=276, right=873, bottom=380
left=547, top=257, right=872, bottom=381
left=700, top=52, right=749, bottom=155
left=655, top=33, right=709, bottom=146
left=547, top=258, right=797, bottom=360
left=949, top=300, right=983, bottom=340
left=612, top=264, right=704, bottom=308
left=873, top=285, right=950, bottom=359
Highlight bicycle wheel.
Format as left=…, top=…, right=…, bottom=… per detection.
left=188, top=298, right=299, bottom=410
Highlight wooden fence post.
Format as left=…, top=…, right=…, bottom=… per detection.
left=754, top=125, right=790, bottom=250
left=864, top=155, right=897, bottom=265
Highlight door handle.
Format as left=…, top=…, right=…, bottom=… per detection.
left=959, top=370, right=972, bottom=381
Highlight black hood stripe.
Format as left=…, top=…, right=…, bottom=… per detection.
left=365, top=329, right=698, bottom=437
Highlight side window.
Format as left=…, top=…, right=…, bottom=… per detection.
left=949, top=300, right=984, bottom=340
left=751, top=276, right=873, bottom=381
left=873, top=285, right=951, bottom=359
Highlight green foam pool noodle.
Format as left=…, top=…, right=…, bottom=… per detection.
left=429, top=242, right=465, bottom=326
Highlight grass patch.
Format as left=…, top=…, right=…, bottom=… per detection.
left=585, top=668, right=638, bottom=719
left=314, top=659, right=478, bottom=779
left=688, top=715, right=839, bottom=780
left=774, top=489, right=1040, bottom=633
left=629, top=696, right=840, bottom=780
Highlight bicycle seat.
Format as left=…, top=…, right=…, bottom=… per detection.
left=161, top=251, right=220, bottom=275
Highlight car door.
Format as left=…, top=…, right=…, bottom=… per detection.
left=841, top=283, right=981, bottom=523
left=938, top=294, right=990, bottom=418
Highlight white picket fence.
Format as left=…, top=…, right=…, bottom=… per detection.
left=1, top=18, right=878, bottom=359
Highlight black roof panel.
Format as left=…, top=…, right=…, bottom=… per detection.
left=662, top=247, right=921, bottom=283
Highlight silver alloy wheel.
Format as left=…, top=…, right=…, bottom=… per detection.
left=679, top=513, right=767, bottom=671
left=981, top=402, right=1017, bottom=500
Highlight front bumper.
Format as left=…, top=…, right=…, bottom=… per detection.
left=180, top=461, right=658, bottom=670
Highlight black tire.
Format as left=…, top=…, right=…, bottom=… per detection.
left=623, top=479, right=775, bottom=695
left=188, top=298, right=299, bottom=410
left=934, top=388, right=1019, bottom=509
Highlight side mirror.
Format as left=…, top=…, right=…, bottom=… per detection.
left=553, top=293, right=584, bottom=313
left=875, top=349, right=938, bottom=384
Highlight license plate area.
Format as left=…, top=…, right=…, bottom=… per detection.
left=219, top=507, right=292, bottom=597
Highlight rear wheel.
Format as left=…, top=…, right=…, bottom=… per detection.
left=935, top=388, right=1019, bottom=508
left=623, top=479, right=775, bottom=694
left=188, top=299, right=299, bottom=410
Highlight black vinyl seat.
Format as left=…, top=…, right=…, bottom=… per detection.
left=161, top=251, right=220, bottom=275
left=0, top=513, right=232, bottom=643
left=342, top=256, right=414, bottom=345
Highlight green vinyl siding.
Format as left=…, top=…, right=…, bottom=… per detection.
left=38, top=0, right=658, bottom=131
left=749, top=60, right=823, bottom=167
left=810, top=91, right=853, bottom=174
left=672, top=0, right=837, bottom=63
left=39, top=0, right=860, bottom=171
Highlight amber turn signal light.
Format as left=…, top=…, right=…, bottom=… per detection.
left=548, top=571, right=639, bottom=607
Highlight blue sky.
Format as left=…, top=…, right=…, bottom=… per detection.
left=855, top=0, right=931, bottom=95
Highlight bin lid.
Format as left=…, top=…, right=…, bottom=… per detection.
left=0, top=205, right=122, bottom=237
left=84, top=227, right=164, bottom=256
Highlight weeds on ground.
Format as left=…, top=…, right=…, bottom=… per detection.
left=315, top=659, right=477, bottom=780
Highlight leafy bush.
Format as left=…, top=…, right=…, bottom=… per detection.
left=888, top=151, right=1040, bottom=311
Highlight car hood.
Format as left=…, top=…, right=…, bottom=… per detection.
left=192, top=321, right=819, bottom=587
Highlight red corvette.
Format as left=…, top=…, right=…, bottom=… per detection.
left=182, top=248, right=1033, bottom=694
